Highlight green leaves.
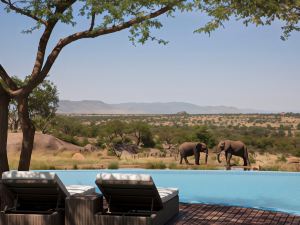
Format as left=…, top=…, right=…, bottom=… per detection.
left=9, top=77, right=59, bottom=133
left=1, top=0, right=299, bottom=45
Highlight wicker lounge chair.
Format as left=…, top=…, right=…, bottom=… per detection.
left=0, top=171, right=95, bottom=225
left=94, top=173, right=179, bottom=225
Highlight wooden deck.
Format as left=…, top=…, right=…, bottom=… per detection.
left=168, top=203, right=300, bottom=225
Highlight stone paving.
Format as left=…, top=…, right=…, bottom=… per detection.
left=168, top=203, right=300, bottom=225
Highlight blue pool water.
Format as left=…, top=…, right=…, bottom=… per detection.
left=48, top=170, right=300, bottom=215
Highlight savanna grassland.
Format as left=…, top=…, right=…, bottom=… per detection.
left=8, top=113, right=300, bottom=171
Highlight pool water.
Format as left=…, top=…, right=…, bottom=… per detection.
left=49, top=170, right=300, bottom=215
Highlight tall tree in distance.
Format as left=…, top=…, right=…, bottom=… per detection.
left=0, top=0, right=299, bottom=172
left=8, top=78, right=59, bottom=134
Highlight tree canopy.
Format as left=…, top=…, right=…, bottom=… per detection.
left=1, top=0, right=299, bottom=98
left=8, top=77, right=59, bottom=133
left=0, top=0, right=299, bottom=171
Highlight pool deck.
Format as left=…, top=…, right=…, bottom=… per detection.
left=168, top=203, right=300, bottom=225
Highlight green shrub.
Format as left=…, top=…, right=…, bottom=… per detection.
left=49, top=166, right=56, bottom=170
left=108, top=161, right=119, bottom=169
left=141, top=133, right=156, bottom=148
left=30, top=161, right=52, bottom=170
left=73, top=164, right=78, bottom=170
left=107, top=149, right=117, bottom=156
left=168, top=162, right=178, bottom=169
left=249, top=154, right=256, bottom=164
left=191, top=165, right=219, bottom=170
left=80, top=137, right=90, bottom=147
left=146, top=161, right=166, bottom=169
left=55, top=133, right=81, bottom=146
left=260, top=165, right=280, bottom=171
left=155, top=143, right=163, bottom=150
left=231, top=157, right=240, bottom=165
left=96, top=138, right=106, bottom=148
left=295, top=150, right=300, bottom=157
left=276, top=155, right=287, bottom=163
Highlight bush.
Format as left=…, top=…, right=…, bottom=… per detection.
left=249, top=154, right=256, bottom=164
left=191, top=165, right=219, bottom=170
left=55, top=133, right=81, bottom=146
left=108, top=161, right=119, bottom=169
left=80, top=137, right=90, bottom=147
left=155, top=143, right=163, bottom=150
left=141, top=133, right=156, bottom=148
left=276, top=155, right=287, bottom=163
left=260, top=165, right=280, bottom=171
left=295, top=150, right=300, bottom=157
left=168, top=162, right=178, bottom=169
left=73, top=164, right=78, bottom=170
left=96, top=138, right=106, bottom=148
left=146, top=161, right=166, bottom=169
left=49, top=166, right=56, bottom=170
left=30, top=161, right=52, bottom=170
left=231, top=157, right=240, bottom=165
left=195, top=126, right=216, bottom=148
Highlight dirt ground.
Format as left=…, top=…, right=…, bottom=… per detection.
left=7, top=132, right=300, bottom=171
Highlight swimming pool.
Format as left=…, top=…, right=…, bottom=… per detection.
left=49, top=170, right=300, bottom=215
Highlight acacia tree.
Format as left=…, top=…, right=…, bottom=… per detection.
left=0, top=0, right=299, bottom=173
left=8, top=78, right=59, bottom=133
left=129, top=121, right=152, bottom=146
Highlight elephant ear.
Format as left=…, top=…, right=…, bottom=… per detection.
left=219, top=141, right=225, bottom=149
left=224, top=140, right=231, bottom=150
left=194, top=143, right=202, bottom=151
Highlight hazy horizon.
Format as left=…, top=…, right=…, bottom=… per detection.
left=58, top=99, right=300, bottom=113
left=1, top=5, right=300, bottom=112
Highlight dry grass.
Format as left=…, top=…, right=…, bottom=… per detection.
left=7, top=147, right=300, bottom=171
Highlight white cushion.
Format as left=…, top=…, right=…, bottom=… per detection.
left=157, top=188, right=179, bottom=203
left=2, top=171, right=71, bottom=196
left=2, top=171, right=56, bottom=180
left=96, top=173, right=179, bottom=203
left=66, top=185, right=95, bottom=195
left=97, top=173, right=152, bottom=182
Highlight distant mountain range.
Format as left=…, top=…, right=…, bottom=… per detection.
left=58, top=100, right=267, bottom=114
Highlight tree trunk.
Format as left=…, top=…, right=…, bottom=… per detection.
left=0, top=86, right=10, bottom=175
left=17, top=97, right=35, bottom=171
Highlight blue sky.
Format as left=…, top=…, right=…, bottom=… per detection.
left=1, top=6, right=300, bottom=112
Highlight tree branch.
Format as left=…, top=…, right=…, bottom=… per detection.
left=16, top=4, right=174, bottom=96
left=0, top=0, right=47, bottom=25
left=30, top=25, right=57, bottom=77
left=30, top=0, right=76, bottom=77
left=89, top=13, right=96, bottom=31
left=0, top=64, right=18, bottom=91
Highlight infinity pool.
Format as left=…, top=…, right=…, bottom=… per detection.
left=48, top=170, right=300, bottom=215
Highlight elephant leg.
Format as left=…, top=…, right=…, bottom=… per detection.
left=243, top=157, right=248, bottom=171
left=195, top=153, right=200, bottom=165
left=184, top=157, right=189, bottom=165
left=243, top=156, right=251, bottom=171
left=226, top=152, right=232, bottom=170
left=180, top=156, right=183, bottom=164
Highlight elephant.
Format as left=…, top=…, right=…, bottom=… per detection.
left=179, top=142, right=208, bottom=165
left=216, top=140, right=250, bottom=170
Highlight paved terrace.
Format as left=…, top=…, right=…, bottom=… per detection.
left=168, top=203, right=300, bottom=225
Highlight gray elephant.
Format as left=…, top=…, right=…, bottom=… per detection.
left=216, top=140, right=250, bottom=170
left=179, top=142, right=208, bottom=165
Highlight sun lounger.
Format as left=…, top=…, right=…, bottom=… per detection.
left=94, top=173, right=179, bottom=225
left=0, top=171, right=95, bottom=225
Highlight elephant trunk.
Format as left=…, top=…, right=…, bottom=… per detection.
left=195, top=153, right=200, bottom=165
left=205, top=149, right=208, bottom=164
